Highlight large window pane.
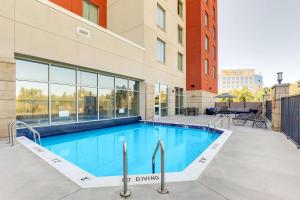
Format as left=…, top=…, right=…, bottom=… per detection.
left=115, top=78, right=128, bottom=90
left=50, top=66, right=76, bottom=85
left=160, top=84, right=168, bottom=109
left=129, top=80, right=139, bottom=91
left=99, top=75, right=114, bottom=89
left=78, top=87, right=97, bottom=121
left=78, top=71, right=97, bottom=87
left=16, top=81, right=48, bottom=125
left=116, top=90, right=128, bottom=118
left=129, top=91, right=139, bottom=116
left=16, top=60, right=48, bottom=82
left=51, top=84, right=76, bottom=124
left=99, top=89, right=115, bottom=119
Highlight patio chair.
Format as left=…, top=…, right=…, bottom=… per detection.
left=232, top=112, right=256, bottom=126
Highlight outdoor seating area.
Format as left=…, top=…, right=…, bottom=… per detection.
left=183, top=107, right=200, bottom=116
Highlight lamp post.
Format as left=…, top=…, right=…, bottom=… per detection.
left=264, top=87, right=269, bottom=95
left=277, top=72, right=283, bottom=84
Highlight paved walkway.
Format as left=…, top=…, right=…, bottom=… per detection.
left=1, top=116, right=300, bottom=200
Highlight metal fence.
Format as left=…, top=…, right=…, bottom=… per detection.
left=281, top=96, right=300, bottom=148
left=266, top=100, right=272, bottom=121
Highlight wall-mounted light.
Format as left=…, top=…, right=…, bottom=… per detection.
left=277, top=72, right=283, bottom=84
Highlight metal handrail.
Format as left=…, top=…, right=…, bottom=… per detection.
left=208, top=114, right=221, bottom=128
left=152, top=140, right=168, bottom=194
left=214, top=115, right=230, bottom=131
left=120, top=142, right=131, bottom=198
left=8, top=121, right=41, bottom=147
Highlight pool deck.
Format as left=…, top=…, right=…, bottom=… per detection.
left=1, top=116, right=300, bottom=200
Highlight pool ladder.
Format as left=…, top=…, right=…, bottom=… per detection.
left=121, top=140, right=168, bottom=197
left=7, top=120, right=41, bottom=147
left=208, top=114, right=231, bottom=131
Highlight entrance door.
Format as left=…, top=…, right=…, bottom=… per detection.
left=154, top=83, right=168, bottom=117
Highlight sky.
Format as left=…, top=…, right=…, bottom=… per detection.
left=218, top=0, right=300, bottom=87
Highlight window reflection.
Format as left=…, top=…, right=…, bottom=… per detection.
left=50, top=66, right=76, bottom=84
left=116, top=90, right=128, bottom=117
left=16, top=81, right=48, bottom=125
left=129, top=91, right=139, bottom=116
left=16, top=59, right=141, bottom=125
left=78, top=71, right=97, bottom=87
left=78, top=87, right=97, bottom=121
left=99, top=89, right=115, bottom=119
left=99, top=75, right=114, bottom=89
left=51, top=84, right=76, bottom=124
left=129, top=80, right=139, bottom=91
left=16, top=60, right=48, bottom=82
left=115, top=78, right=128, bottom=90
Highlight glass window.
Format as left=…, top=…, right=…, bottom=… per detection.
left=128, top=91, right=139, bottom=116
left=99, top=75, right=114, bottom=89
left=129, top=80, right=139, bottom=91
left=205, top=59, right=209, bottom=75
left=157, top=38, right=166, bottom=63
left=213, top=7, right=216, bottom=20
left=78, top=71, right=97, bottom=87
left=212, top=66, right=216, bottom=79
left=116, top=90, right=128, bottom=118
left=178, top=53, right=183, bottom=71
left=78, top=87, right=97, bottom=121
left=205, top=12, right=209, bottom=27
left=115, top=78, right=128, bottom=90
left=16, top=81, right=48, bottom=126
left=178, top=25, right=183, bottom=44
left=205, top=35, right=209, bottom=51
left=99, top=89, right=115, bottom=119
left=16, top=60, right=48, bottom=82
left=50, top=84, right=76, bottom=124
left=83, top=0, right=99, bottom=24
left=160, top=84, right=168, bottom=117
left=213, top=26, right=216, bottom=39
left=213, top=46, right=216, bottom=59
left=50, top=66, right=76, bottom=85
left=157, top=4, right=165, bottom=30
left=178, top=0, right=183, bottom=18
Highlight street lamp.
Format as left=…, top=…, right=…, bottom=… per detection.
left=277, top=72, right=283, bottom=84
left=264, top=87, right=269, bottom=95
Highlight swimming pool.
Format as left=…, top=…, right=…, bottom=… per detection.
left=17, top=120, right=231, bottom=188
left=41, top=123, right=220, bottom=177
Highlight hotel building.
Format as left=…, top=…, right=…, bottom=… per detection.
left=0, top=0, right=218, bottom=137
left=219, top=69, right=264, bottom=93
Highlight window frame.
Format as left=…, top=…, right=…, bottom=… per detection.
left=157, top=4, right=166, bottom=31
left=157, top=38, right=166, bottom=64
left=83, top=0, right=99, bottom=24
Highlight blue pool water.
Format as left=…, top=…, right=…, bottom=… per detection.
left=41, top=123, right=220, bottom=177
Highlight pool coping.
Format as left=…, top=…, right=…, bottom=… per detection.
left=17, top=121, right=232, bottom=188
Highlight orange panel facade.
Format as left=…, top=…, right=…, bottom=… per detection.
left=186, top=0, right=218, bottom=93
left=50, top=0, right=107, bottom=28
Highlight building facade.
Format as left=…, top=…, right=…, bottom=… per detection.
left=219, top=69, right=264, bottom=93
left=186, top=0, right=218, bottom=111
left=0, top=0, right=217, bottom=137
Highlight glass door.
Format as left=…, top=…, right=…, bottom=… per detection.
left=154, top=83, right=168, bottom=117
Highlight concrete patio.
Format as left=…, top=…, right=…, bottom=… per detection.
left=1, top=116, right=300, bottom=200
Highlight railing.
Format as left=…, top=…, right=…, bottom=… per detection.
left=208, top=114, right=221, bottom=128
left=213, top=115, right=230, bottom=131
left=120, top=141, right=131, bottom=197
left=7, top=121, right=41, bottom=147
left=152, top=140, right=168, bottom=194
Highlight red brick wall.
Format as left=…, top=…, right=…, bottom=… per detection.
left=50, top=0, right=107, bottom=28
left=186, top=0, right=218, bottom=93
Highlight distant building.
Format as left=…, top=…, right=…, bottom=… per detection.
left=219, top=69, right=264, bottom=93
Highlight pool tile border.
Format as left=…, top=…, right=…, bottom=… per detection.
left=17, top=122, right=232, bottom=188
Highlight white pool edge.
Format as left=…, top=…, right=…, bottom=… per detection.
left=17, top=127, right=232, bottom=188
